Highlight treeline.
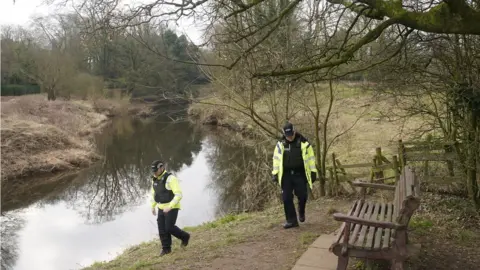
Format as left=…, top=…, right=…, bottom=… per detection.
left=1, top=13, right=208, bottom=100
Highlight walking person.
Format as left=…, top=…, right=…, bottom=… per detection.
left=271, top=122, right=318, bottom=229
left=150, top=160, right=190, bottom=256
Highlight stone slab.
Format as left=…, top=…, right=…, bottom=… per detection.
left=310, top=234, right=337, bottom=249
left=295, top=247, right=338, bottom=269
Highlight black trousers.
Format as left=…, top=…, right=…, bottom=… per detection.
left=281, top=171, right=308, bottom=224
left=157, top=208, right=190, bottom=251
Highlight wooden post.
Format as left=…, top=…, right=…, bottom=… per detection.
left=335, top=159, right=347, bottom=175
left=444, top=144, right=455, bottom=176
left=332, top=153, right=340, bottom=196
left=328, top=168, right=335, bottom=196
left=398, top=139, right=406, bottom=169
left=393, top=155, right=400, bottom=184
left=375, top=147, right=385, bottom=181
left=371, top=157, right=377, bottom=183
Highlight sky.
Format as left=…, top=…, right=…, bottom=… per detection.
left=0, top=0, right=204, bottom=44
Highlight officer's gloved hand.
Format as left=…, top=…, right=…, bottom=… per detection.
left=272, top=174, right=278, bottom=183
left=311, top=172, right=317, bottom=183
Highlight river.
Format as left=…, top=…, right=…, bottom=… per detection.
left=0, top=106, right=269, bottom=270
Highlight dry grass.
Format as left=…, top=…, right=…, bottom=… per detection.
left=92, top=97, right=131, bottom=117
left=1, top=94, right=110, bottom=181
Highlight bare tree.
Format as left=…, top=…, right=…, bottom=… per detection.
left=369, top=32, right=480, bottom=209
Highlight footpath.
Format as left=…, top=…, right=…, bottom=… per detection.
left=292, top=233, right=338, bottom=270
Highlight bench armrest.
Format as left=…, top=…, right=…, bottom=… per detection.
left=333, top=213, right=406, bottom=230
left=352, top=182, right=395, bottom=191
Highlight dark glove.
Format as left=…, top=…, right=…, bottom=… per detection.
left=311, top=172, right=317, bottom=183
left=272, top=174, right=278, bottom=183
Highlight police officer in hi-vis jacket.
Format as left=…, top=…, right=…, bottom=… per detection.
left=271, top=122, right=318, bottom=229
left=150, top=160, right=190, bottom=256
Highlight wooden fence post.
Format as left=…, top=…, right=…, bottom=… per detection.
left=332, top=152, right=339, bottom=196
left=393, top=155, right=400, bottom=184
left=370, top=157, right=377, bottom=182
left=398, top=140, right=406, bottom=168
left=328, top=168, right=334, bottom=196
left=335, top=159, right=347, bottom=176
left=375, top=147, right=385, bottom=180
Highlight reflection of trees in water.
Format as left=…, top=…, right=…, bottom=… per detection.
left=54, top=113, right=205, bottom=224
left=1, top=212, right=24, bottom=270
left=1, top=172, right=80, bottom=212
left=0, top=107, right=205, bottom=269
left=205, top=134, right=277, bottom=215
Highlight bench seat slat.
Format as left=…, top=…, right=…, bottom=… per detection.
left=373, top=202, right=386, bottom=249
left=338, top=203, right=396, bottom=251
left=336, top=200, right=360, bottom=244
left=355, top=202, right=377, bottom=248
left=365, top=202, right=380, bottom=249
left=339, top=200, right=365, bottom=243
left=348, top=201, right=370, bottom=245
left=383, top=203, right=394, bottom=249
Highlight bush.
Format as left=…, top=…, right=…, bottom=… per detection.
left=1, top=84, right=40, bottom=96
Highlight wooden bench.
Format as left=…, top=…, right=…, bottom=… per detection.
left=329, top=166, right=420, bottom=270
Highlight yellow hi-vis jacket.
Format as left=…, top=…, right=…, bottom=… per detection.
left=150, top=171, right=182, bottom=210
left=272, top=137, right=317, bottom=189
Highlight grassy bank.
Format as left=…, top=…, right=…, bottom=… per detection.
left=0, top=94, right=153, bottom=182
left=84, top=192, right=480, bottom=270
left=85, top=197, right=353, bottom=270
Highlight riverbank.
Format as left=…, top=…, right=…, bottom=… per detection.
left=0, top=94, right=154, bottom=182
left=84, top=192, right=480, bottom=270
left=85, top=196, right=353, bottom=270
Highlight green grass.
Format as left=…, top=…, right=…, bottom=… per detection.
left=299, top=231, right=319, bottom=246
left=83, top=206, right=285, bottom=270
left=409, top=216, right=434, bottom=235
left=83, top=197, right=353, bottom=270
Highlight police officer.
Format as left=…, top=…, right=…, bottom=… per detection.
left=150, top=160, right=190, bottom=256
left=271, top=122, right=317, bottom=229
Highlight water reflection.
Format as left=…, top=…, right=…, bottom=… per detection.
left=204, top=133, right=275, bottom=215
left=1, top=213, right=24, bottom=270
left=56, top=115, right=204, bottom=224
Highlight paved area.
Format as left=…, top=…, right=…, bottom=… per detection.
left=292, top=234, right=338, bottom=270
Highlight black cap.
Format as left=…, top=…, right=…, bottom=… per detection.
left=151, top=160, right=164, bottom=172
left=283, top=122, right=294, bottom=136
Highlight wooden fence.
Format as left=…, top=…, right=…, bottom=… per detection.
left=325, top=137, right=468, bottom=196
left=397, top=139, right=464, bottom=186
left=326, top=147, right=401, bottom=195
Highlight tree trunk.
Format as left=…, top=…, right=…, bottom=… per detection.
left=47, top=88, right=56, bottom=101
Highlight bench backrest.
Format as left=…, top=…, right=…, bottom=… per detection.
left=393, top=166, right=420, bottom=226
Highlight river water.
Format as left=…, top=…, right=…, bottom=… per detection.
left=0, top=106, right=268, bottom=270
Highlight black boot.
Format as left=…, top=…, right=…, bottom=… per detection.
left=283, top=222, right=299, bottom=229
left=299, top=213, right=305, bottom=223
left=181, top=233, right=190, bottom=247
left=160, top=249, right=171, bottom=256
